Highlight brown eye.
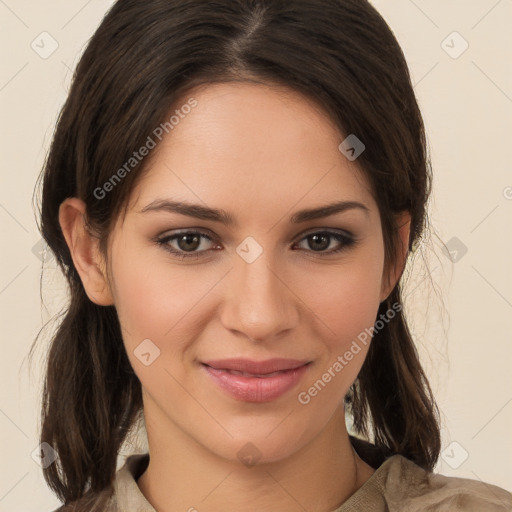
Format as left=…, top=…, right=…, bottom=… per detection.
left=294, top=231, right=356, bottom=255
left=306, top=233, right=331, bottom=251
left=156, top=230, right=217, bottom=259
left=176, top=233, right=202, bottom=252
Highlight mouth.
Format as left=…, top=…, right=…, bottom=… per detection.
left=209, top=368, right=295, bottom=378
left=202, top=358, right=311, bottom=375
left=200, top=358, right=312, bottom=402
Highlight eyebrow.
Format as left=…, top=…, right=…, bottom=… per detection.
left=138, top=199, right=370, bottom=226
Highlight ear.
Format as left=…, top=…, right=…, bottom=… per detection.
left=380, top=211, right=411, bottom=302
left=58, top=197, right=114, bottom=306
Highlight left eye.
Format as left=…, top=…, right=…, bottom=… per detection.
left=294, top=231, right=355, bottom=254
left=154, top=230, right=356, bottom=260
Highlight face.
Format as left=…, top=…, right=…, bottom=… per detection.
left=101, top=82, right=402, bottom=464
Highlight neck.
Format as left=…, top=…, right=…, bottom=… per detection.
left=137, top=404, right=375, bottom=512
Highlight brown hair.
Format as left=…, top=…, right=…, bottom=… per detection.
left=32, top=0, right=440, bottom=507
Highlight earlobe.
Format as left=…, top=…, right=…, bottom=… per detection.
left=380, top=211, right=411, bottom=302
left=58, top=198, right=114, bottom=306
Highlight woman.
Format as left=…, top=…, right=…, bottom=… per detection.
left=33, top=0, right=511, bottom=510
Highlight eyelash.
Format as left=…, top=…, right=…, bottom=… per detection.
left=153, top=229, right=357, bottom=260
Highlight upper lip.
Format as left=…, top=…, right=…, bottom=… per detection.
left=202, top=358, right=311, bottom=375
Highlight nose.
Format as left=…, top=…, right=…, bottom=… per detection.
left=219, top=248, right=299, bottom=343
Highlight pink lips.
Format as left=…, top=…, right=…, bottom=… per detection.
left=201, top=358, right=311, bottom=402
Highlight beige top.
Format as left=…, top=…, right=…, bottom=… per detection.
left=55, top=449, right=512, bottom=511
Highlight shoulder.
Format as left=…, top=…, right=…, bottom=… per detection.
left=381, top=455, right=512, bottom=512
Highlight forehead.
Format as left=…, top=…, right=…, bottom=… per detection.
left=125, top=82, right=376, bottom=222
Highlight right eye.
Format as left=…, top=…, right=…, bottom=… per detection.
left=154, top=230, right=220, bottom=259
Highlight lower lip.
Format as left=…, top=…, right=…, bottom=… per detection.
left=201, top=363, right=310, bottom=403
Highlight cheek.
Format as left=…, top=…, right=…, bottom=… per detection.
left=293, top=258, right=383, bottom=411
left=296, top=251, right=384, bottom=345
left=109, top=248, right=199, bottom=355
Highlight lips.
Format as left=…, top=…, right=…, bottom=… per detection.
left=202, top=358, right=310, bottom=375
left=201, top=358, right=311, bottom=402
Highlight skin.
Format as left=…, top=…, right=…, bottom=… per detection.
left=59, top=82, right=410, bottom=512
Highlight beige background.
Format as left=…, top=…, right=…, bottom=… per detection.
left=1, top=0, right=511, bottom=510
